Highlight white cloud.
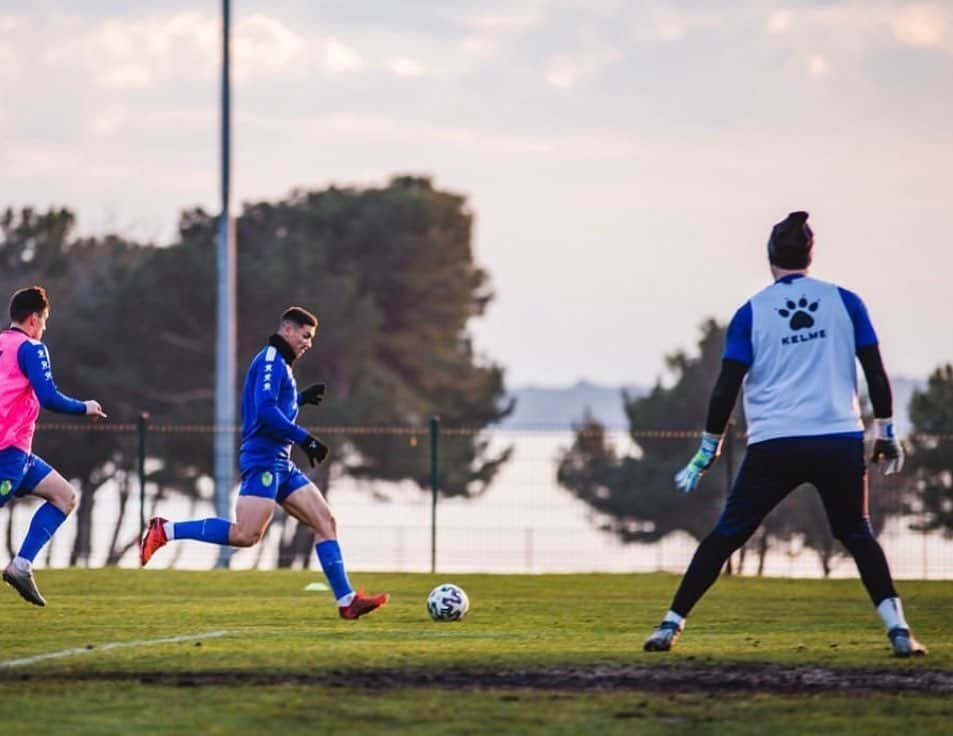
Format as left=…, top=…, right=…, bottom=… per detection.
left=655, top=21, right=685, bottom=42
left=0, top=13, right=20, bottom=65
left=629, top=4, right=734, bottom=45
left=761, top=3, right=953, bottom=56
left=90, top=104, right=128, bottom=135
left=460, top=34, right=498, bottom=58
left=891, top=6, right=953, bottom=53
left=806, top=54, right=829, bottom=78
left=233, top=13, right=305, bottom=79
left=545, top=57, right=577, bottom=89
left=550, top=0, right=626, bottom=18
left=31, top=11, right=364, bottom=89
left=779, top=5, right=881, bottom=36
left=643, top=9, right=687, bottom=43
left=765, top=9, right=795, bottom=35
left=86, top=12, right=218, bottom=87
left=0, top=14, right=19, bottom=81
left=459, top=8, right=543, bottom=34
left=98, top=65, right=153, bottom=89
left=0, top=15, right=21, bottom=33
left=324, top=39, right=364, bottom=73
left=431, top=4, right=539, bottom=74
left=545, top=44, right=622, bottom=89
left=0, top=42, right=16, bottom=81
left=387, top=56, right=429, bottom=78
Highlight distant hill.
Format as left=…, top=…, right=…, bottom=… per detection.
left=499, top=381, right=645, bottom=430
left=501, top=376, right=924, bottom=435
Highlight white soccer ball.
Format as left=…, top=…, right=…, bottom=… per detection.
left=426, top=583, right=469, bottom=622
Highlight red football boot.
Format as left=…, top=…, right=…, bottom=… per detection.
left=139, top=517, right=169, bottom=566
left=339, top=589, right=389, bottom=619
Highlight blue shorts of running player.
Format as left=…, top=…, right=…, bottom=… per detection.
left=238, top=461, right=311, bottom=504
left=0, top=447, right=54, bottom=509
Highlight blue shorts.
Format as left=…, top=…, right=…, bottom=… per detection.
left=0, top=447, right=53, bottom=509
left=714, top=436, right=870, bottom=539
left=238, top=462, right=310, bottom=505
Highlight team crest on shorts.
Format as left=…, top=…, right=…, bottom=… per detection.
left=261, top=471, right=274, bottom=487
left=0, top=480, right=11, bottom=497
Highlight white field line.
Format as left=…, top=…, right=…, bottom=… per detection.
left=0, top=630, right=230, bottom=669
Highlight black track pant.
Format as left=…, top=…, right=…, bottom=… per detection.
left=670, top=436, right=897, bottom=617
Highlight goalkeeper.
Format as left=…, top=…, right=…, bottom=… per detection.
left=140, top=306, right=387, bottom=619
left=644, top=211, right=925, bottom=657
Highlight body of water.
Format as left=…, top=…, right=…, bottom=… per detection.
left=11, top=431, right=952, bottom=580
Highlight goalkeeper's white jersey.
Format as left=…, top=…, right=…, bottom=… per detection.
left=723, top=274, right=877, bottom=445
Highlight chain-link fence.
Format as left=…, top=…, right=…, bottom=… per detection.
left=3, top=422, right=952, bottom=579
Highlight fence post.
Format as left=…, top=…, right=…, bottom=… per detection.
left=138, top=412, right=150, bottom=541
left=430, top=416, right=440, bottom=575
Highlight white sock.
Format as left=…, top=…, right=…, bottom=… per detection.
left=163, top=521, right=175, bottom=540
left=662, top=610, right=685, bottom=630
left=12, top=556, right=32, bottom=572
left=876, top=597, right=909, bottom=631
left=337, top=592, right=355, bottom=607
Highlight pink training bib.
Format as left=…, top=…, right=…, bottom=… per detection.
left=0, top=329, right=40, bottom=453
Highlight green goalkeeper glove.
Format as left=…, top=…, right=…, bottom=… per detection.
left=674, top=432, right=723, bottom=493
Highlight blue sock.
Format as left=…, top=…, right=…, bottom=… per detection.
left=18, top=502, right=68, bottom=562
left=316, top=540, right=353, bottom=601
left=172, top=518, right=231, bottom=545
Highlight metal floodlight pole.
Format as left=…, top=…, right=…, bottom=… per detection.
left=213, top=0, right=236, bottom=569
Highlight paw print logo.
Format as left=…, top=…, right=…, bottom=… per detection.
left=777, top=296, right=819, bottom=330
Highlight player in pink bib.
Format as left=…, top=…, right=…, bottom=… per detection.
left=0, top=286, right=106, bottom=606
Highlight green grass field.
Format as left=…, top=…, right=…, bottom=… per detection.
left=1, top=570, right=951, bottom=735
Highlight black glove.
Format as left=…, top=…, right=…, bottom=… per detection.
left=871, top=439, right=903, bottom=474
left=870, top=418, right=904, bottom=475
left=298, top=435, right=329, bottom=467
left=300, top=383, right=326, bottom=406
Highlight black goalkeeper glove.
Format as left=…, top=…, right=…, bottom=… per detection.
left=298, top=435, right=329, bottom=467
left=299, top=383, right=327, bottom=406
left=870, top=418, right=904, bottom=475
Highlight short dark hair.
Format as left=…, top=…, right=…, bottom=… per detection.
left=280, top=306, right=318, bottom=328
left=9, top=286, right=50, bottom=323
left=768, top=211, right=814, bottom=269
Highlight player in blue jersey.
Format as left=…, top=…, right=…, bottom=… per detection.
left=643, top=212, right=926, bottom=657
left=140, top=306, right=388, bottom=619
left=1, top=286, right=107, bottom=606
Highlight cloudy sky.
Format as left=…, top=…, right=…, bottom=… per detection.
left=1, top=1, right=951, bottom=387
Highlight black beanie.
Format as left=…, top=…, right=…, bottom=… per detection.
left=767, top=211, right=813, bottom=269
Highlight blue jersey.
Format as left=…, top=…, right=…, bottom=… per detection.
left=238, top=344, right=309, bottom=471
left=17, top=339, right=87, bottom=415
left=724, top=274, right=877, bottom=444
